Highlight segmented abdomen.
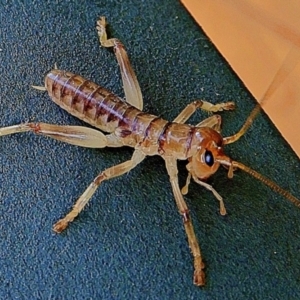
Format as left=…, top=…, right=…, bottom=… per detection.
left=45, top=69, right=198, bottom=158
left=45, top=69, right=141, bottom=133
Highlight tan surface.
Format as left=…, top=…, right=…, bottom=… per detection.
left=182, top=0, right=300, bottom=158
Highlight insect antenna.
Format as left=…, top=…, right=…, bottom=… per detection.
left=217, top=156, right=300, bottom=208
left=232, top=160, right=300, bottom=208
left=223, top=46, right=300, bottom=145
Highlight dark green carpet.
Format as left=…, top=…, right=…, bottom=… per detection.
left=0, top=1, right=299, bottom=299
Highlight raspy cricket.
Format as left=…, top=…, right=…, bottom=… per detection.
left=1, top=17, right=299, bottom=287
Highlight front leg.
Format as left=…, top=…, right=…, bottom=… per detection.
left=164, top=157, right=205, bottom=286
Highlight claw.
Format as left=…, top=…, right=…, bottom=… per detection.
left=193, top=269, right=206, bottom=287
left=97, top=16, right=106, bottom=27
left=53, top=219, right=69, bottom=233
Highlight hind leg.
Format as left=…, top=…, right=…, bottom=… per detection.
left=0, top=122, right=108, bottom=148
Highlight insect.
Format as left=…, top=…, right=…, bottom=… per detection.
left=0, top=17, right=299, bottom=286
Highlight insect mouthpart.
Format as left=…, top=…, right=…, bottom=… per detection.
left=216, top=155, right=234, bottom=178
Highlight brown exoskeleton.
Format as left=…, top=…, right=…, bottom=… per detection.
left=0, top=17, right=299, bottom=286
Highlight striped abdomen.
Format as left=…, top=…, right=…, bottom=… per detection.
left=45, top=69, right=205, bottom=158
left=45, top=69, right=142, bottom=134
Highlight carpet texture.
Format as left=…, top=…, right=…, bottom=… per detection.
left=0, top=1, right=299, bottom=299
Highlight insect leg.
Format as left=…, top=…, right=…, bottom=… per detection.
left=173, top=100, right=234, bottom=124
left=0, top=123, right=108, bottom=148
left=164, top=157, right=205, bottom=286
left=196, top=115, right=222, bottom=132
left=53, top=149, right=146, bottom=233
left=96, top=17, right=143, bottom=110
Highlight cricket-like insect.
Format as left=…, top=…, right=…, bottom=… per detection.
left=1, top=17, right=299, bottom=286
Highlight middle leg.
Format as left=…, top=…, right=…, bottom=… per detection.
left=173, top=100, right=235, bottom=124
left=53, top=149, right=146, bottom=232
left=96, top=16, right=143, bottom=110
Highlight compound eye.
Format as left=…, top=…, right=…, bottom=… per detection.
left=204, top=150, right=214, bottom=167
